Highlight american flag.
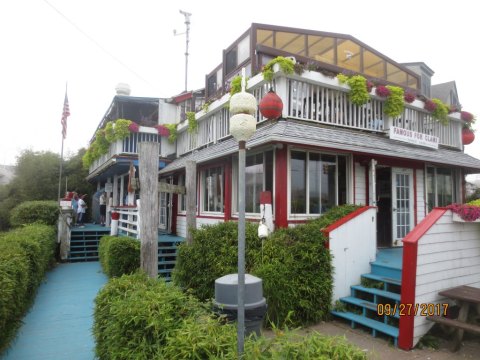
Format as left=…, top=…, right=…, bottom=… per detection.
left=61, top=91, right=70, bottom=139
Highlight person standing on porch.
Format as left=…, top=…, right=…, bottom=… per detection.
left=99, top=192, right=107, bottom=226
left=71, top=192, right=79, bottom=226
left=77, top=195, right=87, bottom=227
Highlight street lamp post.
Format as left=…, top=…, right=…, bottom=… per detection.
left=229, top=68, right=257, bottom=355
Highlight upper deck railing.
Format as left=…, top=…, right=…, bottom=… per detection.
left=88, top=126, right=161, bottom=174
left=176, top=68, right=464, bottom=156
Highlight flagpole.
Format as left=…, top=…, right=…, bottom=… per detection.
left=58, top=83, right=69, bottom=202
left=57, top=138, right=64, bottom=201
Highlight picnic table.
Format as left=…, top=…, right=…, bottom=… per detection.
left=427, top=285, right=480, bottom=351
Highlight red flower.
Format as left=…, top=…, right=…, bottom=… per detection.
left=404, top=92, right=415, bottom=103
left=448, top=105, right=460, bottom=114
left=128, top=122, right=139, bottom=133
left=424, top=99, right=437, bottom=112
left=155, top=124, right=170, bottom=137
left=375, top=85, right=390, bottom=97
left=460, top=111, right=474, bottom=122
left=447, top=204, right=480, bottom=221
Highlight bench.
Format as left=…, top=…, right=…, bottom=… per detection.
left=427, top=315, right=480, bottom=335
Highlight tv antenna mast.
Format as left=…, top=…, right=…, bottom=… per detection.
left=174, top=10, right=191, bottom=92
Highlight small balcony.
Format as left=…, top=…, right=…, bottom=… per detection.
left=88, top=126, right=162, bottom=175
left=176, top=68, right=464, bottom=156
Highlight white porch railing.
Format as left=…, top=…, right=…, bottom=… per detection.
left=112, top=206, right=140, bottom=239
left=89, top=127, right=161, bottom=174
left=176, top=69, right=464, bottom=156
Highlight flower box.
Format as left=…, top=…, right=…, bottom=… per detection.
left=452, top=212, right=480, bottom=223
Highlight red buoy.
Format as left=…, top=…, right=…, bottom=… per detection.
left=462, top=128, right=475, bottom=145
left=259, top=89, right=283, bottom=120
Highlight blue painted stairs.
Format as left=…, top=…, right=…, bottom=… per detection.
left=68, top=225, right=184, bottom=280
left=331, top=248, right=403, bottom=346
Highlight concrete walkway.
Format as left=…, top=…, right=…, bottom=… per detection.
left=1, top=262, right=107, bottom=360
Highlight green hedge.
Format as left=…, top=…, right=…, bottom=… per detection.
left=0, top=224, right=56, bottom=352
left=10, top=200, right=59, bottom=228
left=98, top=235, right=140, bottom=278
left=173, top=221, right=262, bottom=301
left=173, top=205, right=360, bottom=327
left=94, top=272, right=367, bottom=359
left=94, top=272, right=215, bottom=359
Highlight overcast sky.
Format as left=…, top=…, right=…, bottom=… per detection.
left=1, top=0, right=478, bottom=178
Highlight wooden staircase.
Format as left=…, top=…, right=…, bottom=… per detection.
left=331, top=248, right=402, bottom=346
left=69, top=225, right=110, bottom=262
left=69, top=225, right=184, bottom=280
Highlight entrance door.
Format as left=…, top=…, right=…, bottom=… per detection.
left=159, top=191, right=169, bottom=231
left=376, top=167, right=392, bottom=248
left=391, top=168, right=414, bottom=246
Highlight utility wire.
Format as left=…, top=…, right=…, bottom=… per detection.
left=42, top=0, right=157, bottom=90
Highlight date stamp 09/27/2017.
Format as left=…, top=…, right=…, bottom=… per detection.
left=377, top=303, right=449, bottom=317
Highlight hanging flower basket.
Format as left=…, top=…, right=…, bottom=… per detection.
left=424, top=99, right=437, bottom=112
left=461, top=111, right=474, bottom=122
left=462, top=128, right=475, bottom=145
left=155, top=124, right=170, bottom=137
left=128, top=122, right=139, bottom=133
left=404, top=92, right=416, bottom=103
left=375, top=85, right=390, bottom=98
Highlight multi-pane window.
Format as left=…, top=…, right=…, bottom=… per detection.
left=233, top=151, right=274, bottom=214
left=177, top=175, right=186, bottom=212
left=290, top=150, right=347, bottom=215
left=426, top=166, right=455, bottom=212
left=201, top=166, right=224, bottom=213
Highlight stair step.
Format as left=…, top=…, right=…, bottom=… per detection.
left=370, top=263, right=402, bottom=280
left=351, top=285, right=401, bottom=302
left=331, top=311, right=399, bottom=339
left=361, top=273, right=401, bottom=286
left=340, top=296, right=400, bottom=319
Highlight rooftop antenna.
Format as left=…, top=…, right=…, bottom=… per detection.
left=174, top=10, right=191, bottom=92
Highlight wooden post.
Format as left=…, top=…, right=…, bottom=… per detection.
left=185, top=160, right=197, bottom=244
left=138, top=142, right=159, bottom=278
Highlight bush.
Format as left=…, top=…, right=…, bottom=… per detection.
left=244, top=329, right=367, bottom=359
left=93, top=273, right=367, bottom=359
left=0, top=224, right=56, bottom=352
left=94, top=272, right=209, bottom=359
left=10, top=200, right=59, bottom=227
left=98, top=235, right=140, bottom=278
left=173, top=205, right=360, bottom=327
left=173, top=221, right=262, bottom=301
left=468, top=199, right=480, bottom=207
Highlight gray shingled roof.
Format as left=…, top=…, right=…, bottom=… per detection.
left=159, top=120, right=480, bottom=174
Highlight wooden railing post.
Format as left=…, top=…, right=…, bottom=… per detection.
left=138, top=142, right=159, bottom=278
left=185, top=160, right=197, bottom=244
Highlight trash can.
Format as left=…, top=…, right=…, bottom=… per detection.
left=213, top=273, right=267, bottom=337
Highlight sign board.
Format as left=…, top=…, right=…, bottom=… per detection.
left=389, top=126, right=439, bottom=149
left=159, top=182, right=186, bottom=194
left=104, top=183, right=113, bottom=192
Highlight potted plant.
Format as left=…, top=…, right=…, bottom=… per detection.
left=383, top=86, right=404, bottom=118
left=262, top=56, right=295, bottom=81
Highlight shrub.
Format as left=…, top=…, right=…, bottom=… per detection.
left=467, top=199, right=480, bottom=207
left=1, top=225, right=56, bottom=290
left=244, top=329, right=367, bottom=359
left=98, top=235, right=140, bottom=278
left=0, top=224, right=56, bottom=353
left=173, top=221, right=261, bottom=301
left=10, top=200, right=59, bottom=227
left=94, top=272, right=208, bottom=359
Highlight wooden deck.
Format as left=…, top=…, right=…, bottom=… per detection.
left=2, top=262, right=107, bottom=359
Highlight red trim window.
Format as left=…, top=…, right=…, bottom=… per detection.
left=233, top=150, right=274, bottom=214
left=290, top=150, right=347, bottom=215
left=200, top=166, right=224, bottom=214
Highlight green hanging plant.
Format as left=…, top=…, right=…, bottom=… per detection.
left=186, top=112, right=198, bottom=134
left=384, top=86, right=405, bottom=118
left=164, top=123, right=178, bottom=143
left=346, top=75, right=370, bottom=106
left=431, top=99, right=449, bottom=125
left=82, top=147, right=94, bottom=169
left=104, top=121, right=115, bottom=143
left=201, top=101, right=212, bottom=113
left=230, top=75, right=249, bottom=96
left=262, top=56, right=295, bottom=81
left=93, top=130, right=110, bottom=156
left=114, top=119, right=133, bottom=140
left=336, top=73, right=349, bottom=85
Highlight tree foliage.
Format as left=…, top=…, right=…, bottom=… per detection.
left=0, top=148, right=93, bottom=230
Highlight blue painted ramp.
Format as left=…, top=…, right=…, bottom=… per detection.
left=2, top=262, right=107, bottom=360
